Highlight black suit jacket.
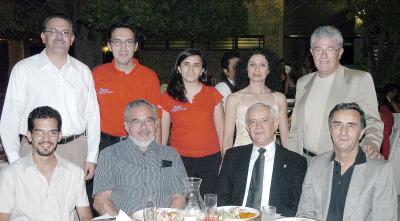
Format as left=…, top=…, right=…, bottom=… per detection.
left=216, top=143, right=307, bottom=217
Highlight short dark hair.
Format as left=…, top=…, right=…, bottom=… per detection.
left=42, top=13, right=73, bottom=32
left=328, top=102, right=366, bottom=129
left=28, top=106, right=62, bottom=132
left=221, top=50, right=240, bottom=70
left=108, top=23, right=138, bottom=42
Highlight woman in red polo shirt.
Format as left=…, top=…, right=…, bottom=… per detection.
left=161, top=48, right=224, bottom=196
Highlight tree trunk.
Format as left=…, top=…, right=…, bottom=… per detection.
left=72, top=24, right=103, bottom=69
left=7, top=39, right=24, bottom=75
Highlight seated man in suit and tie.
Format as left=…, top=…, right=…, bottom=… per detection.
left=297, top=102, right=397, bottom=221
left=216, top=103, right=307, bottom=217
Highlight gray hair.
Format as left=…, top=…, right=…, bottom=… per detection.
left=310, top=26, right=343, bottom=48
left=245, top=103, right=278, bottom=124
left=124, top=99, right=157, bottom=122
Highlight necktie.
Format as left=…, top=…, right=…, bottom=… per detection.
left=246, top=148, right=266, bottom=209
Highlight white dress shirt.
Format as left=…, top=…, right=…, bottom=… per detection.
left=0, top=153, right=89, bottom=221
left=215, top=78, right=235, bottom=108
left=242, top=141, right=276, bottom=207
left=0, top=49, right=100, bottom=163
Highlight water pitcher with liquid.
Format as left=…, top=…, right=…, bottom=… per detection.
left=183, top=177, right=205, bottom=221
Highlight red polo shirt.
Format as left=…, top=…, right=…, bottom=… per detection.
left=161, top=85, right=222, bottom=157
left=93, top=59, right=161, bottom=136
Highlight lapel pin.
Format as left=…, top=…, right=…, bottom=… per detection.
left=283, top=164, right=287, bottom=168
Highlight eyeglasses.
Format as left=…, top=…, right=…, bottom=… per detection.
left=44, top=29, right=73, bottom=37
left=32, top=129, right=60, bottom=138
left=110, top=39, right=136, bottom=48
left=127, top=118, right=156, bottom=128
left=312, top=47, right=341, bottom=56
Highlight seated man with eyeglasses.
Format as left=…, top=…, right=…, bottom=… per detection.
left=93, top=99, right=187, bottom=216
left=0, top=106, right=92, bottom=221
left=92, top=23, right=162, bottom=152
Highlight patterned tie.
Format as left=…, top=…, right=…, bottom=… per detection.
left=246, top=148, right=266, bottom=209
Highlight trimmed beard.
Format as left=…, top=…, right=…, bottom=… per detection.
left=130, top=135, right=155, bottom=148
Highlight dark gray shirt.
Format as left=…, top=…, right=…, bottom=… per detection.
left=326, top=149, right=366, bottom=221
left=93, top=139, right=187, bottom=213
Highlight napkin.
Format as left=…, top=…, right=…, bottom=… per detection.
left=92, top=214, right=114, bottom=220
left=116, top=210, right=132, bottom=221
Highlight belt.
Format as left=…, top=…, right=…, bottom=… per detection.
left=59, top=133, right=84, bottom=144
left=101, top=132, right=127, bottom=142
left=303, top=148, right=317, bottom=157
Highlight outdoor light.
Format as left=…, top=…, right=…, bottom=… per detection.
left=101, top=45, right=109, bottom=53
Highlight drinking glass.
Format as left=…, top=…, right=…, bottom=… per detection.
left=143, top=195, right=157, bottom=221
left=261, top=205, right=276, bottom=221
left=204, top=194, right=218, bottom=221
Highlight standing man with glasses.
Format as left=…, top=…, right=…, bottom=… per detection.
left=92, top=23, right=161, bottom=151
left=0, top=14, right=100, bottom=180
left=287, top=26, right=383, bottom=160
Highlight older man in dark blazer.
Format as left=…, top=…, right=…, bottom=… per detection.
left=216, top=103, right=307, bottom=217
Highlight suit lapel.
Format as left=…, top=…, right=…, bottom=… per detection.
left=321, top=154, right=334, bottom=221
left=236, top=145, right=254, bottom=203
left=297, top=73, right=316, bottom=124
left=269, top=144, right=286, bottom=205
left=342, top=163, right=366, bottom=220
left=326, top=65, right=348, bottom=112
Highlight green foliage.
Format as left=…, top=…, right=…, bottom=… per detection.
left=0, top=0, right=55, bottom=39
left=79, top=0, right=248, bottom=40
left=349, top=0, right=400, bottom=86
left=351, top=0, right=400, bottom=41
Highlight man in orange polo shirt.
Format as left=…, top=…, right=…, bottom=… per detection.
left=93, top=23, right=161, bottom=151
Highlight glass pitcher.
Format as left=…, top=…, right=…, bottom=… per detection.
left=183, top=177, right=205, bottom=221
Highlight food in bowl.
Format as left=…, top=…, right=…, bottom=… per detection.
left=217, top=206, right=259, bottom=220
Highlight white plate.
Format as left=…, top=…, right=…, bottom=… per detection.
left=278, top=218, right=315, bottom=221
left=217, top=206, right=260, bottom=221
left=132, top=208, right=178, bottom=221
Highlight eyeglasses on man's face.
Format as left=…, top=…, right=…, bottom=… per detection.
left=312, top=47, right=341, bottom=56
left=127, top=117, right=156, bottom=128
left=110, top=39, right=136, bottom=48
left=44, top=29, right=73, bottom=37
left=32, top=129, right=60, bottom=138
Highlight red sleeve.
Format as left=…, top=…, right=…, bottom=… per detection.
left=160, top=92, right=173, bottom=112
left=142, top=68, right=161, bottom=118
